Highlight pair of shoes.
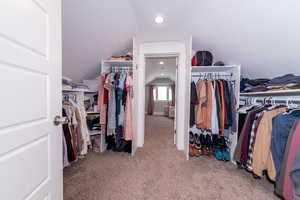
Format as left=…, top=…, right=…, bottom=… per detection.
left=194, top=134, right=203, bottom=156
left=189, top=132, right=196, bottom=157
left=214, top=148, right=231, bottom=161
left=205, top=134, right=214, bottom=157
left=200, top=134, right=214, bottom=157
left=189, top=132, right=200, bottom=157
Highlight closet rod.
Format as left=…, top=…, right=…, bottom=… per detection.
left=241, top=97, right=300, bottom=106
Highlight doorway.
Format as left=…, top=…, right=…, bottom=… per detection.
left=145, top=57, right=177, bottom=145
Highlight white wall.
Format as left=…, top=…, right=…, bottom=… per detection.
left=136, top=41, right=187, bottom=151
left=188, top=0, right=300, bottom=78
left=62, top=0, right=135, bottom=81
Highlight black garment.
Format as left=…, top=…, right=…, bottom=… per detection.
left=190, top=82, right=198, bottom=127
left=62, top=109, right=76, bottom=162
left=114, top=125, right=124, bottom=149
left=223, top=80, right=233, bottom=129
left=240, top=106, right=268, bottom=166
left=215, top=80, right=222, bottom=130
left=86, top=117, right=100, bottom=131
left=238, top=113, right=247, bottom=139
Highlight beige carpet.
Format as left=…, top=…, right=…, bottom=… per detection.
left=64, top=115, right=278, bottom=200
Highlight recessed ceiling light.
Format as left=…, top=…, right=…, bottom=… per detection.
left=155, top=16, right=164, bottom=24
left=159, top=61, right=164, bottom=65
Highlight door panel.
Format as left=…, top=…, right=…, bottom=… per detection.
left=132, top=37, right=138, bottom=155
left=0, top=0, right=48, bottom=56
left=0, top=136, right=49, bottom=199
left=0, top=0, right=62, bottom=199
left=0, top=62, right=48, bottom=128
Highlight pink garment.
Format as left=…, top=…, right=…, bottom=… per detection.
left=124, top=74, right=133, bottom=141
left=98, top=74, right=107, bottom=125
left=283, top=120, right=300, bottom=200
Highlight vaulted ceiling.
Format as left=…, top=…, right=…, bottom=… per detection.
left=63, top=0, right=300, bottom=81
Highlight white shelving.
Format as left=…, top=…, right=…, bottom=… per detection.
left=240, top=89, right=300, bottom=96
left=62, top=88, right=89, bottom=92
left=89, top=130, right=101, bottom=136
left=86, top=111, right=100, bottom=115
left=101, top=60, right=133, bottom=73
left=189, top=65, right=241, bottom=162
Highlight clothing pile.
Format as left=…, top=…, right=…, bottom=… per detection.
left=84, top=94, right=98, bottom=112
left=241, top=74, right=300, bottom=93
left=109, top=52, right=133, bottom=61
left=235, top=105, right=300, bottom=200
left=98, top=72, right=133, bottom=153
left=62, top=76, right=89, bottom=91
left=86, top=115, right=101, bottom=131
left=62, top=99, right=90, bottom=168
left=189, top=79, right=237, bottom=159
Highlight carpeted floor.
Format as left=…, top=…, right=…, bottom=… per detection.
left=64, top=115, right=279, bottom=200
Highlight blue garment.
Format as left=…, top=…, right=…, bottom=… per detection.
left=118, top=73, right=126, bottom=89
left=271, top=113, right=299, bottom=181
left=291, top=149, right=300, bottom=197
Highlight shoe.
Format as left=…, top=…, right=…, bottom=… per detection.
left=189, top=132, right=195, bottom=146
left=199, top=134, right=206, bottom=155
left=222, top=149, right=231, bottom=161
left=206, top=135, right=214, bottom=158
left=214, top=149, right=223, bottom=160
left=193, top=146, right=201, bottom=157
left=194, top=134, right=203, bottom=155
left=189, top=145, right=196, bottom=157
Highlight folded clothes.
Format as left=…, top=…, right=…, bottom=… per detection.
left=73, top=85, right=89, bottom=89
left=62, top=84, right=72, bottom=90
left=241, top=74, right=300, bottom=93
left=269, top=74, right=300, bottom=85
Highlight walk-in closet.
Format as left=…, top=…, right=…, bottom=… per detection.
left=1, top=0, right=300, bottom=200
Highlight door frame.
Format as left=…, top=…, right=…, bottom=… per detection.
left=135, top=41, right=188, bottom=151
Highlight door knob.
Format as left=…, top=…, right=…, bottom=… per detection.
left=53, top=116, right=68, bottom=126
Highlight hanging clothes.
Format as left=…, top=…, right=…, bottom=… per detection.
left=190, top=77, right=236, bottom=136
left=124, top=73, right=133, bottom=141
left=98, top=74, right=107, bottom=125
left=62, top=108, right=76, bottom=163
left=62, top=97, right=91, bottom=167
left=190, top=82, right=198, bottom=127
left=211, top=81, right=219, bottom=134
left=276, top=120, right=300, bottom=199
left=195, top=80, right=207, bottom=129
left=235, top=102, right=300, bottom=199
left=97, top=71, right=133, bottom=153
left=104, top=73, right=117, bottom=135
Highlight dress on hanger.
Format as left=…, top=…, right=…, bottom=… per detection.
left=124, top=74, right=133, bottom=141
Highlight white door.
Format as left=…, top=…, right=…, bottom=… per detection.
left=174, top=67, right=178, bottom=145
left=132, top=37, right=138, bottom=155
left=0, top=0, right=62, bottom=200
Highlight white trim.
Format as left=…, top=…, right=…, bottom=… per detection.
left=136, top=41, right=187, bottom=151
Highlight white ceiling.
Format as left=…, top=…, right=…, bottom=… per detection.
left=63, top=0, right=300, bottom=81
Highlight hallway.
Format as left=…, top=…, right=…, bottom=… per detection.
left=63, top=115, right=277, bottom=200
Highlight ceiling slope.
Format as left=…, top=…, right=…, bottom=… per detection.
left=62, top=0, right=300, bottom=80
left=62, top=0, right=135, bottom=81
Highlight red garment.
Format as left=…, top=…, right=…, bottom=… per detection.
left=219, top=81, right=225, bottom=134
left=103, top=89, right=108, bottom=104
left=103, top=74, right=109, bottom=105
